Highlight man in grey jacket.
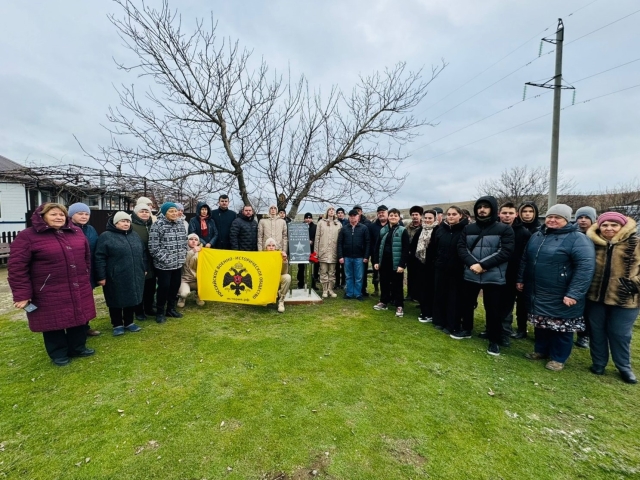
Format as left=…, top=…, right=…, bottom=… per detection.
left=455, top=196, right=515, bottom=356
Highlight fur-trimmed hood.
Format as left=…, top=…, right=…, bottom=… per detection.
left=587, top=217, right=638, bottom=246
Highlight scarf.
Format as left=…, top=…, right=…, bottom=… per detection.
left=415, top=222, right=438, bottom=263
left=200, top=214, right=209, bottom=238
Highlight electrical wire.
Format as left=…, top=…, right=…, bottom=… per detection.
left=412, top=83, right=640, bottom=163
left=565, top=7, right=640, bottom=46
left=421, top=0, right=602, bottom=120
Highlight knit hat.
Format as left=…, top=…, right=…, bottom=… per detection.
left=336, top=207, right=345, bottom=214
left=68, top=202, right=90, bottom=217
left=134, top=203, right=151, bottom=214
left=137, top=196, right=153, bottom=205
left=376, top=205, right=388, bottom=212
left=304, top=212, right=313, bottom=219
left=410, top=205, right=424, bottom=215
left=575, top=206, right=597, bottom=224
left=161, top=202, right=178, bottom=216
left=545, top=204, right=572, bottom=223
left=187, top=233, right=200, bottom=241
left=113, top=211, right=131, bottom=224
left=175, top=202, right=185, bottom=211
left=597, top=211, right=628, bottom=227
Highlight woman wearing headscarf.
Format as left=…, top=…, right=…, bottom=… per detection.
left=8, top=203, right=96, bottom=366
left=149, top=202, right=188, bottom=323
left=314, top=206, right=341, bottom=298
left=265, top=237, right=291, bottom=313
left=130, top=203, right=156, bottom=320
left=586, top=212, right=640, bottom=384
left=517, top=204, right=596, bottom=371
left=408, top=209, right=439, bottom=322
left=178, top=233, right=205, bottom=308
left=95, top=212, right=146, bottom=335
left=188, top=201, right=218, bottom=248
left=68, top=202, right=101, bottom=336
left=430, top=206, right=468, bottom=333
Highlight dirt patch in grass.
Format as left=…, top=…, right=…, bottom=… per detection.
left=381, top=435, right=427, bottom=468
left=262, top=452, right=332, bottom=479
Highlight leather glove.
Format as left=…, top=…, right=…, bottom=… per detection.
left=619, top=278, right=639, bottom=295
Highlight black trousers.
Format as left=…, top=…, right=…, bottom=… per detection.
left=109, top=306, right=136, bottom=328
left=462, top=281, right=506, bottom=342
left=415, top=262, right=435, bottom=318
left=156, top=268, right=182, bottom=313
left=433, top=268, right=464, bottom=331
left=501, top=283, right=528, bottom=334
left=42, top=325, right=87, bottom=360
left=379, top=257, right=404, bottom=308
left=406, top=258, right=419, bottom=299
left=135, top=277, right=157, bottom=315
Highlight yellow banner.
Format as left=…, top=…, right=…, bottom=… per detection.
left=197, top=249, right=282, bottom=305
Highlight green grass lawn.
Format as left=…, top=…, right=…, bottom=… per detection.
left=1, top=293, right=639, bottom=479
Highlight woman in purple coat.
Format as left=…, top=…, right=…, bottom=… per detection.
left=8, top=203, right=97, bottom=366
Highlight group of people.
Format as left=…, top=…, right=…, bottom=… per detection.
left=7, top=195, right=640, bottom=384
left=353, top=198, right=638, bottom=384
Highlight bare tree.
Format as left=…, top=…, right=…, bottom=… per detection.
left=477, top=165, right=576, bottom=212
left=576, top=181, right=640, bottom=221
left=83, top=0, right=444, bottom=216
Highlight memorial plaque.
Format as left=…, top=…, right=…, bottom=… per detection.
left=288, top=222, right=311, bottom=264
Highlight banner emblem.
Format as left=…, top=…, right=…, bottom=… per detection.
left=223, top=262, right=254, bottom=296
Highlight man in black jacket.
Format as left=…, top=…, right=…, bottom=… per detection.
left=297, top=213, right=317, bottom=289
left=498, top=202, right=531, bottom=341
left=338, top=209, right=371, bottom=300
left=212, top=194, right=237, bottom=249
left=518, top=201, right=541, bottom=235
left=455, top=196, right=515, bottom=356
left=229, top=205, right=258, bottom=251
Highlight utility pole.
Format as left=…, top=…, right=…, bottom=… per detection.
left=526, top=19, right=573, bottom=208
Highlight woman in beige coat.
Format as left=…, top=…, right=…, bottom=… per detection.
left=177, top=233, right=205, bottom=307
left=315, top=206, right=342, bottom=298
left=258, top=205, right=288, bottom=252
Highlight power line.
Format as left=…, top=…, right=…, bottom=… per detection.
left=412, top=83, right=640, bottom=163
left=410, top=57, right=640, bottom=157
left=422, top=0, right=602, bottom=120
left=565, top=7, right=640, bottom=46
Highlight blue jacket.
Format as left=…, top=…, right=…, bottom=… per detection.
left=74, top=222, right=99, bottom=288
left=518, top=223, right=596, bottom=319
left=189, top=201, right=219, bottom=247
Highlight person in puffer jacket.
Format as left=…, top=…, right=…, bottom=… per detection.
left=230, top=205, right=259, bottom=251
left=517, top=204, right=595, bottom=372
left=188, top=201, right=218, bottom=248
left=456, top=195, right=514, bottom=356
left=149, top=202, right=188, bottom=323
left=178, top=233, right=204, bottom=308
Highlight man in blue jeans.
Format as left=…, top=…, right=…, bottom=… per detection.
left=337, top=209, right=371, bottom=300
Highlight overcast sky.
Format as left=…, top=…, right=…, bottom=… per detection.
left=1, top=0, right=639, bottom=211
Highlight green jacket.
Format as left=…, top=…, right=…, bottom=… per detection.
left=377, top=224, right=409, bottom=270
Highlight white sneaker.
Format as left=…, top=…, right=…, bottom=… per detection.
left=322, top=291, right=328, bottom=298
left=195, top=295, right=204, bottom=306
left=418, top=315, right=432, bottom=323
left=373, top=302, right=388, bottom=311
left=395, top=307, right=404, bottom=318
left=328, top=290, right=338, bottom=298
left=277, top=301, right=285, bottom=313
left=177, top=297, right=186, bottom=308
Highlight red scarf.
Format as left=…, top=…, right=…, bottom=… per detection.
left=200, top=214, right=208, bottom=238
